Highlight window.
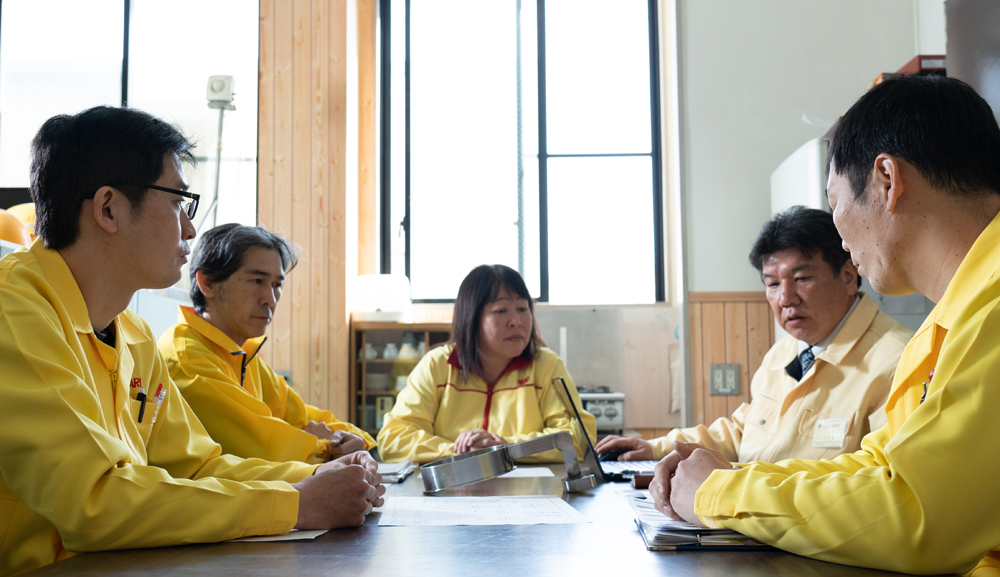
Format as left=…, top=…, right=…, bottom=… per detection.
left=0, top=0, right=123, bottom=187
left=0, top=0, right=258, bottom=231
left=379, top=0, right=664, bottom=303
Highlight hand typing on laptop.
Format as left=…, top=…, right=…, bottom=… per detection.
left=594, top=435, right=655, bottom=461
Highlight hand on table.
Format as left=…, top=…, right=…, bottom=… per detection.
left=649, top=441, right=737, bottom=526
left=326, top=430, right=367, bottom=459
left=594, top=434, right=654, bottom=461
left=295, top=452, right=385, bottom=529
left=453, top=428, right=506, bottom=454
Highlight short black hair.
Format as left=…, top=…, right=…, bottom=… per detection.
left=829, top=75, right=1000, bottom=202
left=29, top=106, right=195, bottom=250
left=189, top=224, right=299, bottom=314
left=450, top=264, right=545, bottom=382
left=749, top=206, right=859, bottom=287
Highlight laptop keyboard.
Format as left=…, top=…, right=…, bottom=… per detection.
left=600, top=460, right=659, bottom=474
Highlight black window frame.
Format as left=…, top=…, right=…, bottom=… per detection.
left=379, top=0, right=665, bottom=303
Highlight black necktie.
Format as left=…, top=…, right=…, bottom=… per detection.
left=799, top=347, right=815, bottom=376
left=785, top=347, right=816, bottom=381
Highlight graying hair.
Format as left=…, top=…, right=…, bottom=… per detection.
left=189, top=224, right=299, bottom=313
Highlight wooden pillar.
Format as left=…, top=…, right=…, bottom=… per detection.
left=357, top=0, right=377, bottom=275
left=259, top=0, right=367, bottom=416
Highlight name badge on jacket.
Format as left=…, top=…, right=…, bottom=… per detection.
left=813, top=417, right=849, bottom=449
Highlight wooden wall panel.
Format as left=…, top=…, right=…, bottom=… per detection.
left=309, top=0, right=330, bottom=410
left=701, top=303, right=728, bottom=426
left=259, top=0, right=364, bottom=417
left=271, top=0, right=295, bottom=377
left=328, top=0, right=351, bottom=418
left=747, top=302, right=772, bottom=384
left=687, top=292, right=774, bottom=427
left=688, top=302, right=704, bottom=428
left=258, top=0, right=276, bottom=368
left=291, top=0, right=312, bottom=404
left=357, top=0, right=377, bottom=274
left=723, top=302, right=750, bottom=414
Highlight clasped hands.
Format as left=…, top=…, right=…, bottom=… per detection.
left=304, top=421, right=368, bottom=458
left=649, top=441, right=740, bottom=526
left=453, top=428, right=506, bottom=454
left=292, top=451, right=386, bottom=530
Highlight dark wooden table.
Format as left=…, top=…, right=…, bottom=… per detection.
left=25, top=466, right=928, bottom=576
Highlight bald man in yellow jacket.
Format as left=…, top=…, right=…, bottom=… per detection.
left=0, top=107, right=383, bottom=576
left=656, top=77, right=1000, bottom=576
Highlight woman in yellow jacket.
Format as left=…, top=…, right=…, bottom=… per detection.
left=377, top=264, right=596, bottom=463
left=159, top=224, right=374, bottom=465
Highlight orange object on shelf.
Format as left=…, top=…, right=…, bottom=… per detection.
left=0, top=209, right=30, bottom=246
left=7, top=203, right=36, bottom=240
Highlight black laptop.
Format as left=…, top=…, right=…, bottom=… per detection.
left=555, top=377, right=660, bottom=482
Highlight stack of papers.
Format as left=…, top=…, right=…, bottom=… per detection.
left=378, top=460, right=417, bottom=483
left=628, top=497, right=770, bottom=550
left=378, top=496, right=587, bottom=526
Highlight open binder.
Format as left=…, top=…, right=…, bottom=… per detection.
left=628, top=497, right=773, bottom=551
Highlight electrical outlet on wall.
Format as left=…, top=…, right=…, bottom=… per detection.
left=709, top=363, right=740, bottom=396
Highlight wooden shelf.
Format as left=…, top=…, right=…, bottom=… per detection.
left=350, top=321, right=451, bottom=433
left=351, top=321, right=452, bottom=331
left=357, top=358, right=420, bottom=365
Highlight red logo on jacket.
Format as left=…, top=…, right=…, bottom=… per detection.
left=130, top=378, right=142, bottom=389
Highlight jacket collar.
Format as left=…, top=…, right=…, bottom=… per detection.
left=447, top=345, right=533, bottom=382
left=816, top=292, right=879, bottom=365
left=765, top=292, right=879, bottom=370
left=31, top=239, right=148, bottom=345
left=177, top=305, right=265, bottom=356
left=918, top=208, right=1000, bottom=335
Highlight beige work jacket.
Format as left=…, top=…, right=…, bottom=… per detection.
left=649, top=293, right=913, bottom=462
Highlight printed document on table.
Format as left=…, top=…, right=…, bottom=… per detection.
left=498, top=467, right=554, bottom=478
left=378, top=496, right=587, bottom=526
left=229, top=529, right=328, bottom=543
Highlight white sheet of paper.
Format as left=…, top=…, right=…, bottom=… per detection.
left=228, top=529, right=328, bottom=543
left=378, top=496, right=587, bottom=526
left=378, top=461, right=414, bottom=475
left=498, top=467, right=554, bottom=478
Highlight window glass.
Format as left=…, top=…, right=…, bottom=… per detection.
left=544, top=0, right=651, bottom=154
left=388, top=0, right=407, bottom=276
left=407, top=0, right=539, bottom=300
left=390, top=0, right=658, bottom=303
left=128, top=0, right=259, bottom=230
left=0, top=0, right=123, bottom=186
left=547, top=156, right=655, bottom=304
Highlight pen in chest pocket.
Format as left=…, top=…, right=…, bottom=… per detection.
left=151, top=383, right=166, bottom=424
left=136, top=387, right=148, bottom=422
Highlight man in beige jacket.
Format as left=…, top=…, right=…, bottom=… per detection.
left=597, top=206, right=913, bottom=463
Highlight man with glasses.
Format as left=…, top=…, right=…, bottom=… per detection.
left=0, top=106, right=385, bottom=575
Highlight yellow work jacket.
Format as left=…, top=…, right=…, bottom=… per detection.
left=695, top=212, right=1000, bottom=576
left=377, top=344, right=597, bottom=464
left=158, top=307, right=375, bottom=465
left=649, top=294, right=911, bottom=462
left=0, top=242, right=314, bottom=576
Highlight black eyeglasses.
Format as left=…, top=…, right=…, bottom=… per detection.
left=92, top=183, right=200, bottom=220
left=136, top=183, right=200, bottom=220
